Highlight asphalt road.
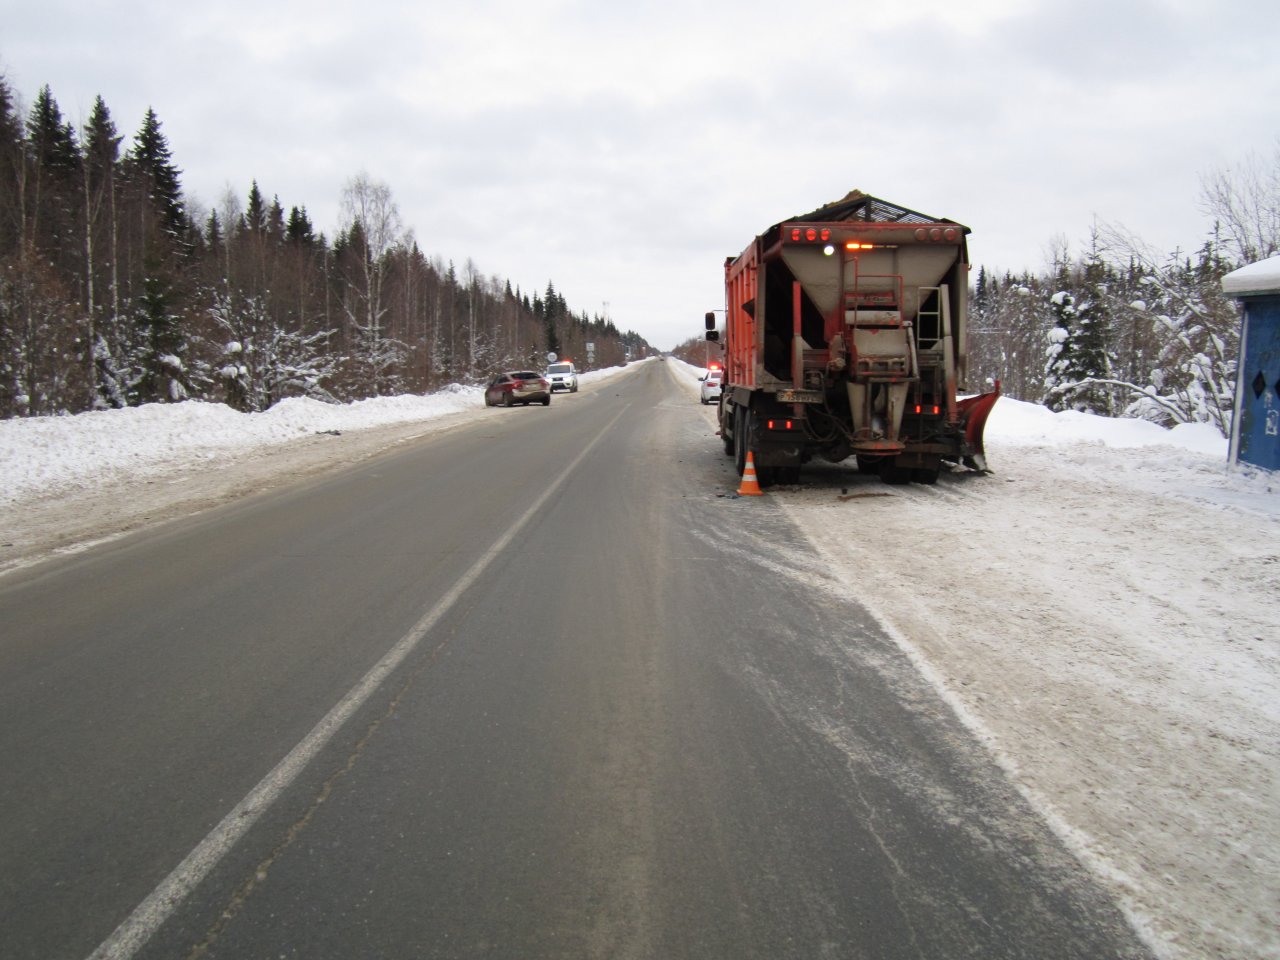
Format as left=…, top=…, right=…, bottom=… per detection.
left=0, top=361, right=1153, bottom=959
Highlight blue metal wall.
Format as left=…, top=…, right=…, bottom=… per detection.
left=1236, top=295, right=1280, bottom=470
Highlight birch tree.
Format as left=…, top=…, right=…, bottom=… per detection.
left=339, top=172, right=406, bottom=393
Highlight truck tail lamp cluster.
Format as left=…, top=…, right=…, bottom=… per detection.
left=787, top=227, right=879, bottom=254
left=789, top=227, right=832, bottom=242
left=788, top=224, right=959, bottom=247
left=767, top=419, right=796, bottom=431
left=914, top=404, right=941, bottom=415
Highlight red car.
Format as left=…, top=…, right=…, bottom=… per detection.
left=484, top=371, right=552, bottom=407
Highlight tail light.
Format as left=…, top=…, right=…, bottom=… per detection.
left=789, top=227, right=832, bottom=242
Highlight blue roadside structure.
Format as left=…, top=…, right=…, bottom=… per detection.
left=1224, top=255, right=1280, bottom=471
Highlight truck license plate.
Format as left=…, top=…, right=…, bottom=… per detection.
left=777, top=389, right=823, bottom=403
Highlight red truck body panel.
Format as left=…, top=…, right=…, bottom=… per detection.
left=711, top=190, right=998, bottom=482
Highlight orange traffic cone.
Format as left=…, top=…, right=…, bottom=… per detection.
left=737, top=451, right=764, bottom=496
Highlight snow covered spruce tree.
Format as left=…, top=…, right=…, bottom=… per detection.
left=124, top=108, right=186, bottom=245
left=120, top=108, right=193, bottom=404
left=209, top=290, right=337, bottom=412
left=1042, top=283, right=1076, bottom=412
left=81, top=95, right=127, bottom=409
left=969, top=269, right=1052, bottom=403
left=541, top=281, right=564, bottom=359
left=133, top=271, right=190, bottom=403
left=24, top=85, right=82, bottom=262
left=202, top=180, right=338, bottom=411
left=1042, top=243, right=1118, bottom=415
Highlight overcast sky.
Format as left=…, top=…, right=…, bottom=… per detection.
left=3, top=0, right=1277, bottom=349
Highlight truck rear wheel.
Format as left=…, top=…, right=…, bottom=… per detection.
left=856, top=455, right=881, bottom=474
left=880, top=460, right=912, bottom=485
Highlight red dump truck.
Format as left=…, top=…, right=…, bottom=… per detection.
left=707, top=190, right=999, bottom=485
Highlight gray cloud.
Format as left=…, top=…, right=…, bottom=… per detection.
left=4, top=0, right=1277, bottom=348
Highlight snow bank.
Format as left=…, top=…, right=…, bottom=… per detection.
left=985, top=395, right=1230, bottom=456
left=0, top=387, right=483, bottom=508
left=0, top=364, right=636, bottom=508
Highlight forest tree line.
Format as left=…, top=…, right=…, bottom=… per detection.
left=954, top=149, right=1277, bottom=437
left=967, top=144, right=1276, bottom=438
left=0, top=78, right=651, bottom=419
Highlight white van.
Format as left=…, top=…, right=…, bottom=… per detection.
left=546, top=361, right=579, bottom=393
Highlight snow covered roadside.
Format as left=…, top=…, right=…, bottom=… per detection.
left=0, top=388, right=485, bottom=510
left=0, top=365, right=635, bottom=509
left=785, top=434, right=1278, bottom=960
left=0, top=364, right=633, bottom=572
left=672, top=360, right=1278, bottom=960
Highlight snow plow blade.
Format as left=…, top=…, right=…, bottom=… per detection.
left=956, top=381, right=1001, bottom=472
